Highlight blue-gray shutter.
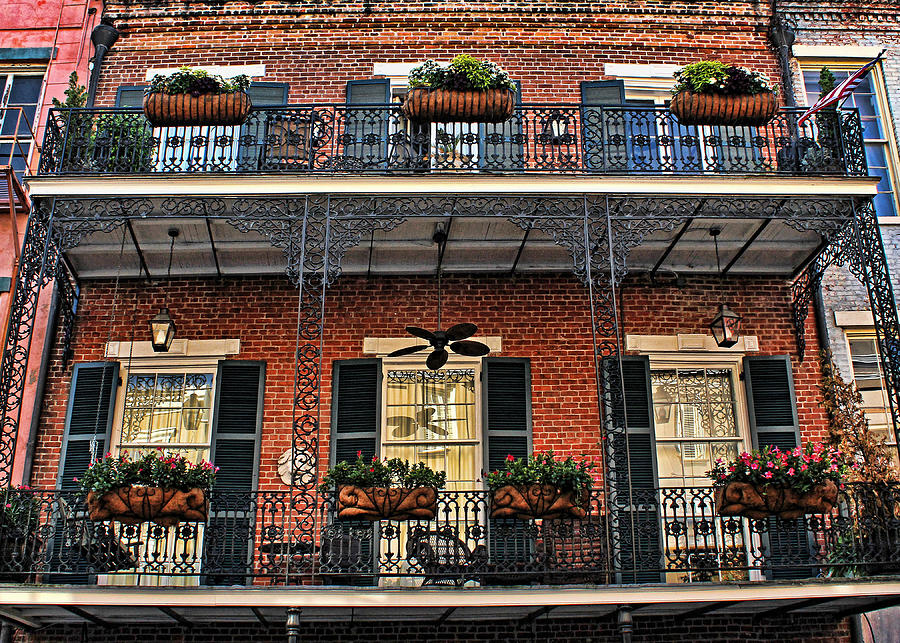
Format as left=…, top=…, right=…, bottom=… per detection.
left=580, top=80, right=626, bottom=171
left=237, top=82, right=289, bottom=170
left=58, top=362, right=119, bottom=490
left=204, top=360, right=265, bottom=585
left=344, top=80, right=391, bottom=170
left=602, top=355, right=662, bottom=583
left=482, top=358, right=532, bottom=471
left=741, top=355, right=810, bottom=579
left=480, top=80, right=523, bottom=171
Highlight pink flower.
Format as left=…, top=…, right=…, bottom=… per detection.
left=357, top=450, right=362, bottom=458
left=506, top=454, right=515, bottom=462
left=800, top=464, right=808, bottom=471
left=750, top=463, right=759, bottom=470
left=72, top=477, right=78, bottom=482
left=4, top=503, right=10, bottom=509
left=214, top=467, right=219, bottom=473
left=787, top=468, right=795, bottom=476
left=763, top=472, right=773, bottom=479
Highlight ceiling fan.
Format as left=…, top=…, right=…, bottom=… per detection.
left=387, top=224, right=491, bottom=370
left=386, top=407, right=448, bottom=438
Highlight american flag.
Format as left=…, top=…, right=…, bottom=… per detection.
left=797, top=52, right=884, bottom=126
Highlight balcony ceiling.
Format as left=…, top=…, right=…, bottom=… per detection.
left=64, top=215, right=826, bottom=281
left=1, top=582, right=898, bottom=630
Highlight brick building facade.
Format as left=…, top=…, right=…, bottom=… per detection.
left=1, top=0, right=899, bottom=641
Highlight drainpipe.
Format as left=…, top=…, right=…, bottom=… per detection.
left=769, top=13, right=797, bottom=107
left=86, top=21, right=119, bottom=108
left=813, top=282, right=831, bottom=355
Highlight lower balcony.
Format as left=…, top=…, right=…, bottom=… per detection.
left=2, top=483, right=898, bottom=588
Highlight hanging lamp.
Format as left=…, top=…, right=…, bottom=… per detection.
left=150, top=228, right=178, bottom=352
left=707, top=227, right=743, bottom=348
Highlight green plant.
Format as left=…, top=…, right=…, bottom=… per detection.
left=672, top=61, right=775, bottom=96
left=820, top=351, right=897, bottom=484
left=819, top=66, right=837, bottom=96
left=708, top=442, right=853, bottom=493
left=319, top=453, right=447, bottom=492
left=0, top=486, right=41, bottom=530
left=79, top=450, right=218, bottom=497
left=52, top=71, right=87, bottom=109
left=484, top=452, right=595, bottom=503
left=147, top=66, right=250, bottom=96
left=408, top=56, right=516, bottom=92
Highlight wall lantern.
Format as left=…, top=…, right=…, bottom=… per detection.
left=708, top=227, right=743, bottom=348
left=709, top=303, right=743, bottom=349
left=149, top=228, right=179, bottom=352
left=654, top=386, right=674, bottom=425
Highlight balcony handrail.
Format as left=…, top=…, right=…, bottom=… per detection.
left=0, top=106, right=40, bottom=178
left=37, top=104, right=868, bottom=178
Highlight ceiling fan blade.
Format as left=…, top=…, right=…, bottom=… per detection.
left=426, top=349, right=449, bottom=370
left=425, top=423, right=449, bottom=436
left=449, top=340, right=491, bottom=357
left=445, top=323, right=477, bottom=341
left=386, top=416, right=417, bottom=438
left=387, top=344, right=428, bottom=357
left=416, top=407, right=436, bottom=424
left=406, top=326, right=437, bottom=342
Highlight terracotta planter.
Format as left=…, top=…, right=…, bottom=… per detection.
left=142, top=91, right=252, bottom=127
left=402, top=88, right=516, bottom=124
left=86, top=487, right=208, bottom=527
left=714, top=480, right=838, bottom=520
left=337, top=486, right=438, bottom=521
left=670, top=91, right=777, bottom=127
left=489, top=484, right=588, bottom=520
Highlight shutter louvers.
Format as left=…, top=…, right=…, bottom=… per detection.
left=247, top=83, right=288, bottom=106
left=59, top=362, right=119, bottom=490
left=603, top=356, right=657, bottom=490
left=332, top=360, right=380, bottom=464
left=344, top=80, right=391, bottom=170
left=581, top=80, right=627, bottom=172
left=483, top=358, right=532, bottom=472
left=204, top=361, right=264, bottom=586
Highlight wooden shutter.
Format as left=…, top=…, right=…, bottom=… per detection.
left=580, top=80, right=626, bottom=171
left=741, top=355, right=811, bottom=579
left=58, top=362, right=119, bottom=490
left=331, top=359, right=381, bottom=464
left=344, top=80, right=391, bottom=170
left=742, top=355, right=800, bottom=451
left=204, top=360, right=265, bottom=585
left=482, top=358, right=532, bottom=472
left=236, top=82, right=289, bottom=170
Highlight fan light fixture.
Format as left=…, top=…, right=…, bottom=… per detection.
left=387, top=224, right=491, bottom=369
left=150, top=228, right=179, bottom=352
left=707, top=228, right=743, bottom=348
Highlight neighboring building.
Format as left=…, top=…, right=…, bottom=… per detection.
left=0, top=1, right=899, bottom=642
left=0, top=0, right=100, bottom=485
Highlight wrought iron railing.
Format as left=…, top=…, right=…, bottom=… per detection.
left=37, top=105, right=868, bottom=177
left=1, top=483, right=897, bottom=586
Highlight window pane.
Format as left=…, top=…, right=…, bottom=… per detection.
left=120, top=372, right=213, bottom=447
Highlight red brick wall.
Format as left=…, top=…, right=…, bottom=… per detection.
left=30, top=273, right=825, bottom=490
left=90, top=1, right=780, bottom=105
left=16, top=613, right=852, bottom=643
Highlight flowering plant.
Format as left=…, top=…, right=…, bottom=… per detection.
left=0, top=486, right=41, bottom=530
left=673, top=61, right=775, bottom=97
left=707, top=443, right=852, bottom=493
left=147, top=66, right=250, bottom=97
left=319, top=453, right=447, bottom=493
left=78, top=450, right=218, bottom=497
left=408, top=55, right=516, bottom=92
left=484, top=452, right=595, bottom=503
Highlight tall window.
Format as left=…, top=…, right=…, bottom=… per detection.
left=651, top=365, right=745, bottom=487
left=802, top=65, right=898, bottom=216
left=383, top=367, right=479, bottom=490
left=846, top=332, right=899, bottom=468
left=0, top=72, right=43, bottom=178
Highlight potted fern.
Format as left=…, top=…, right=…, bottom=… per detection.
left=670, top=61, right=777, bottom=127
left=320, top=453, right=447, bottom=521
left=143, top=66, right=251, bottom=127
left=486, top=452, right=594, bottom=520
left=402, top=55, right=517, bottom=123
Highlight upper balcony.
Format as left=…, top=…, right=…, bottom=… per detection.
left=34, top=105, right=870, bottom=188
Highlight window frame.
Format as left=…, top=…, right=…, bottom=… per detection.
left=798, top=58, right=900, bottom=217
left=0, top=67, right=44, bottom=177
left=843, top=329, right=899, bottom=460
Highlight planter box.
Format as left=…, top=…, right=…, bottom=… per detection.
left=143, top=91, right=252, bottom=127
left=87, top=486, right=208, bottom=527
left=337, top=486, right=438, bottom=521
left=489, top=484, right=588, bottom=520
left=402, top=88, right=515, bottom=124
left=670, top=91, right=777, bottom=127
left=714, top=480, right=838, bottom=520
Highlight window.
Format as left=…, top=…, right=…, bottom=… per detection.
left=846, top=332, right=899, bottom=468
left=651, top=364, right=745, bottom=487
left=383, top=367, right=480, bottom=490
left=801, top=63, right=898, bottom=216
left=0, top=71, right=43, bottom=178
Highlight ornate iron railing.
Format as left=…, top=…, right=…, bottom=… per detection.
left=37, top=105, right=867, bottom=177
left=1, top=483, right=897, bottom=586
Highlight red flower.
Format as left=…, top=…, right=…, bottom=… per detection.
left=369, top=468, right=375, bottom=473
left=506, top=454, right=515, bottom=462
left=357, top=450, right=363, bottom=458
